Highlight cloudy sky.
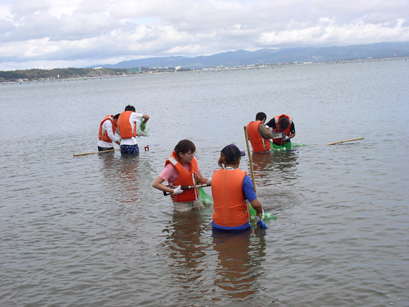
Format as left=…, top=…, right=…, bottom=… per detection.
left=1, top=0, right=408, bottom=70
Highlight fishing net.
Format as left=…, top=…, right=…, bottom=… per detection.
left=249, top=204, right=277, bottom=221
left=270, top=141, right=292, bottom=151
left=197, top=179, right=213, bottom=205
left=199, top=187, right=213, bottom=205
left=270, top=141, right=305, bottom=152
left=137, top=119, right=150, bottom=137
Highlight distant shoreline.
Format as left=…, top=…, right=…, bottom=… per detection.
left=1, top=56, right=407, bottom=85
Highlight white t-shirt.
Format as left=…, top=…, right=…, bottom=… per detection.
left=120, top=112, right=143, bottom=145
left=97, top=119, right=119, bottom=148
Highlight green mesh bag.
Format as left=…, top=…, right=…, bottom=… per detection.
left=137, top=119, right=150, bottom=137
left=249, top=204, right=277, bottom=221
left=197, top=179, right=213, bottom=205
left=270, top=140, right=305, bottom=152
left=270, top=140, right=292, bottom=152
left=199, top=187, right=213, bottom=205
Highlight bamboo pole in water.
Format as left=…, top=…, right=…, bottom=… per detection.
left=327, top=137, right=364, bottom=145
left=73, top=148, right=119, bottom=156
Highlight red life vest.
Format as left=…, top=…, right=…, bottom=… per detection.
left=165, top=151, right=199, bottom=202
left=117, top=111, right=137, bottom=139
left=211, top=168, right=250, bottom=227
left=98, top=115, right=116, bottom=142
left=247, top=121, right=270, bottom=152
left=272, top=114, right=293, bottom=145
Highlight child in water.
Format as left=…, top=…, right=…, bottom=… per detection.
left=152, top=139, right=211, bottom=212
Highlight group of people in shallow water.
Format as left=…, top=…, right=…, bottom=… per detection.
left=247, top=111, right=296, bottom=151
left=98, top=106, right=296, bottom=233
left=97, top=105, right=150, bottom=155
left=153, top=140, right=268, bottom=231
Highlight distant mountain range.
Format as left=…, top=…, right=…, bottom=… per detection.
left=93, top=42, right=409, bottom=69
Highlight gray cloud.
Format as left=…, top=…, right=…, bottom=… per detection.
left=1, top=0, right=408, bottom=70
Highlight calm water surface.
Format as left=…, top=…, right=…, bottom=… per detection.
left=1, top=59, right=409, bottom=306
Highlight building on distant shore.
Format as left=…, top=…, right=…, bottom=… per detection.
left=127, top=67, right=141, bottom=74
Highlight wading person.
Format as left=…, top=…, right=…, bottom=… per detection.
left=246, top=112, right=276, bottom=152
left=117, top=105, right=150, bottom=155
left=211, top=144, right=267, bottom=232
left=97, top=113, right=121, bottom=151
left=152, top=139, right=211, bottom=212
left=266, top=114, right=295, bottom=146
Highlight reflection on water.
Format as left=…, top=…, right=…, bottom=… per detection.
left=161, top=210, right=209, bottom=295
left=269, top=150, right=300, bottom=184
left=249, top=149, right=304, bottom=213
left=250, top=151, right=273, bottom=187
left=100, top=154, right=142, bottom=204
left=212, top=229, right=266, bottom=299
left=159, top=209, right=268, bottom=303
left=250, top=150, right=299, bottom=187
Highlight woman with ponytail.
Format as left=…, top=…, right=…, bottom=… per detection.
left=211, top=144, right=267, bottom=232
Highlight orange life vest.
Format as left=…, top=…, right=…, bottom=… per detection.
left=165, top=151, right=199, bottom=202
left=272, top=114, right=293, bottom=145
left=247, top=121, right=270, bottom=152
left=211, top=168, right=250, bottom=227
left=98, top=115, right=116, bottom=142
left=117, top=111, right=137, bottom=139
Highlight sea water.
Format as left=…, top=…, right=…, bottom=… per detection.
left=1, top=59, right=409, bottom=306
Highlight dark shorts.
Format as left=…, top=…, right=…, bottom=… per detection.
left=212, top=221, right=251, bottom=233
left=120, top=144, right=139, bottom=155
left=98, top=146, right=114, bottom=152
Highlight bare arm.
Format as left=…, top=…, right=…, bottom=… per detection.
left=196, top=171, right=210, bottom=184
left=142, top=114, right=150, bottom=123
left=250, top=198, right=264, bottom=216
left=152, top=176, right=174, bottom=194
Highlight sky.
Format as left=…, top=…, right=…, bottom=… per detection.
left=1, top=0, right=408, bottom=71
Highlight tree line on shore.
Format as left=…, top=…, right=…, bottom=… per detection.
left=0, top=68, right=128, bottom=82
left=0, top=66, right=194, bottom=82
